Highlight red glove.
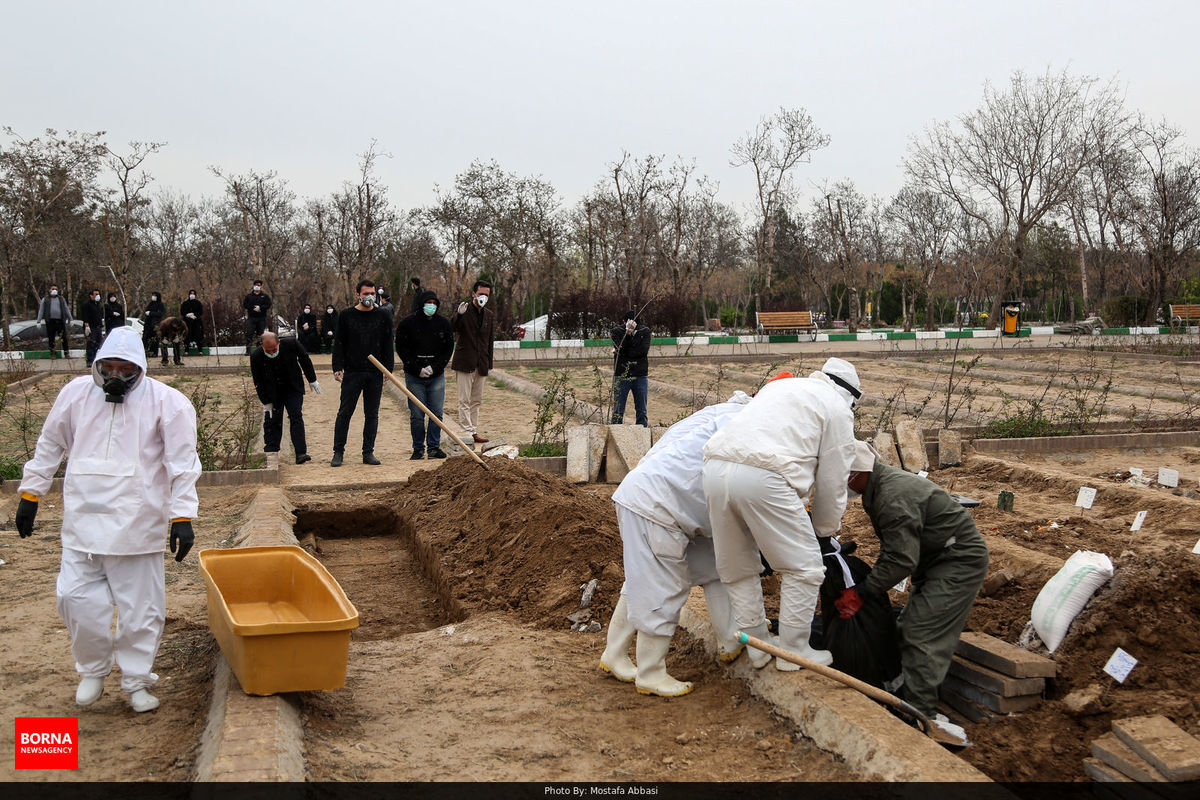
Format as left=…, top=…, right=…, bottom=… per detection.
left=835, top=587, right=863, bottom=619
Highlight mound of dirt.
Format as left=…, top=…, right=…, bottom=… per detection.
left=962, top=553, right=1200, bottom=781
left=390, top=456, right=624, bottom=627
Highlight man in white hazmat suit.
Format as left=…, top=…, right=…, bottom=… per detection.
left=13, top=326, right=201, bottom=713
left=600, top=391, right=752, bottom=697
left=702, top=357, right=861, bottom=670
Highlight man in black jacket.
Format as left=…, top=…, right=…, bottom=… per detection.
left=80, top=289, right=104, bottom=366
left=180, top=290, right=204, bottom=354
left=321, top=304, right=338, bottom=354
left=104, top=293, right=125, bottom=334
left=36, top=284, right=73, bottom=358
left=450, top=279, right=495, bottom=444
left=330, top=279, right=394, bottom=466
left=395, top=290, right=454, bottom=459
left=296, top=304, right=321, bottom=353
left=142, top=292, right=165, bottom=358
left=611, top=309, right=652, bottom=427
left=250, top=332, right=321, bottom=465
left=243, top=280, right=271, bottom=355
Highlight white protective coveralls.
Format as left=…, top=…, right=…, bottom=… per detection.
left=611, top=391, right=752, bottom=639
left=701, top=361, right=858, bottom=667
left=19, top=326, right=201, bottom=694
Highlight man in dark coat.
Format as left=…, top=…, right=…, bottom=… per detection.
left=80, top=289, right=104, bottom=366
left=157, top=317, right=187, bottom=366
left=450, top=279, right=495, bottom=444
left=320, top=304, right=338, bottom=354
left=36, top=284, right=73, bottom=358
left=142, top=292, right=165, bottom=358
left=242, top=280, right=271, bottom=355
left=296, top=304, right=321, bottom=353
left=180, top=290, right=204, bottom=354
left=105, top=293, right=126, bottom=334
left=610, top=309, right=652, bottom=427
left=395, top=290, right=454, bottom=459
left=250, top=332, right=320, bottom=464
left=331, top=280, right=394, bottom=466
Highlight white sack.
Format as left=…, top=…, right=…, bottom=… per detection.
left=1031, top=550, right=1114, bottom=653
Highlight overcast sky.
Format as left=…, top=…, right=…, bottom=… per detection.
left=4, top=1, right=1197, bottom=218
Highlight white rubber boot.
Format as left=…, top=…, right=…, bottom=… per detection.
left=702, top=582, right=743, bottom=663
left=634, top=633, right=693, bottom=697
left=75, top=676, right=104, bottom=706
left=740, top=622, right=776, bottom=669
left=775, top=623, right=833, bottom=670
left=599, top=595, right=637, bottom=682
left=129, top=689, right=159, bottom=713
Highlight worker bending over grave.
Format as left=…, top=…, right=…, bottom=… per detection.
left=839, top=440, right=988, bottom=744
left=600, top=391, right=754, bottom=697
left=702, top=358, right=861, bottom=670
left=13, top=326, right=201, bottom=713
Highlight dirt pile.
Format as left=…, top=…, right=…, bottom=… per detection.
left=963, top=552, right=1200, bottom=781
left=390, top=456, right=624, bottom=627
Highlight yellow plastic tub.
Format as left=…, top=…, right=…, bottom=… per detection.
left=199, top=545, right=359, bottom=695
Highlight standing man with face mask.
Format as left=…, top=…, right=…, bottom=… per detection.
left=180, top=290, right=204, bottom=355
left=36, top=284, right=73, bottom=358
left=142, top=292, right=165, bottom=359
left=395, top=290, right=454, bottom=460
left=81, top=289, right=104, bottom=366
left=321, top=304, right=338, bottom=354
left=250, top=332, right=320, bottom=465
left=450, top=279, right=495, bottom=445
left=330, top=279, right=394, bottom=466
left=105, top=293, right=126, bottom=334
left=296, top=304, right=321, bottom=353
left=243, top=280, right=271, bottom=356
left=13, top=326, right=201, bottom=713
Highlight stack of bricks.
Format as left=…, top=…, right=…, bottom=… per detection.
left=938, top=631, right=1056, bottom=723
left=1085, top=715, right=1200, bottom=783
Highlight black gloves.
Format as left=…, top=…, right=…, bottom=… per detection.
left=169, top=520, right=194, bottom=562
left=15, top=498, right=37, bottom=538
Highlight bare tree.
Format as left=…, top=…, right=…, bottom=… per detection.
left=730, top=107, right=829, bottom=304
left=101, top=141, right=165, bottom=294
left=887, top=184, right=956, bottom=330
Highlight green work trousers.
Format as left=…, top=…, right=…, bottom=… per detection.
left=897, top=530, right=989, bottom=716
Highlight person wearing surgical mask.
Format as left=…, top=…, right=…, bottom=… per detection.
left=330, top=279, right=394, bottom=466
left=250, top=331, right=320, bottom=465
left=450, top=279, right=495, bottom=445
left=142, top=292, right=166, bottom=358
left=14, top=326, right=201, bottom=714
left=80, top=289, right=105, bottom=366
left=242, top=279, right=272, bottom=355
left=838, top=439, right=987, bottom=747
left=180, top=290, right=204, bottom=354
left=296, top=304, right=321, bottom=353
left=395, top=290, right=453, bottom=459
left=105, top=293, right=126, bottom=334
left=321, top=304, right=339, bottom=353
left=36, top=283, right=74, bottom=358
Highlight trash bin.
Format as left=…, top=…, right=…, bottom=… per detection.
left=1002, top=302, right=1022, bottom=336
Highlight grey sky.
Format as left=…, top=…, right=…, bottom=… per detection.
left=5, top=1, right=1197, bottom=218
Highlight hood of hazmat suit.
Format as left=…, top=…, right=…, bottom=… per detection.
left=20, top=326, right=201, bottom=555
left=613, top=391, right=751, bottom=538
left=703, top=373, right=857, bottom=537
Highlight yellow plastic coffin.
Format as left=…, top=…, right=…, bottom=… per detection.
left=199, top=546, right=359, bottom=695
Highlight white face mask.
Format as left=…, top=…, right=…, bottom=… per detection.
left=304, top=307, right=311, bottom=314
left=326, top=307, right=334, bottom=314
left=476, top=294, right=488, bottom=308
left=50, top=289, right=58, bottom=297
left=253, top=285, right=262, bottom=292
left=189, top=293, right=196, bottom=299
left=92, top=295, right=100, bottom=302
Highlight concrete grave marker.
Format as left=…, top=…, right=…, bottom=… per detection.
left=937, top=428, right=962, bottom=467
left=1158, top=468, right=1179, bottom=488
left=871, top=432, right=901, bottom=467
left=1075, top=487, right=1097, bottom=510
left=605, top=425, right=651, bottom=483
left=1103, top=648, right=1138, bottom=683
left=893, top=419, right=928, bottom=474
left=1130, top=511, right=1147, bottom=532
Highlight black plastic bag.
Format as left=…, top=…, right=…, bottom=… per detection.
left=815, top=537, right=902, bottom=689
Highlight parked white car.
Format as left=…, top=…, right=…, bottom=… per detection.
left=515, top=314, right=548, bottom=341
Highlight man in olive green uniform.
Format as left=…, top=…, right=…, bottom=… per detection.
left=835, top=441, right=988, bottom=730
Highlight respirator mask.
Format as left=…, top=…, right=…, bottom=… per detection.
left=97, top=360, right=141, bottom=403
left=360, top=294, right=376, bottom=308
left=476, top=294, right=488, bottom=308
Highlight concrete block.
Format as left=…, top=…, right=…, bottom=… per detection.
left=956, top=631, right=1057, bottom=678
left=1112, top=715, right=1200, bottom=781
left=938, top=429, right=963, bottom=467
left=872, top=432, right=901, bottom=467
left=1084, top=757, right=1134, bottom=783
left=605, top=424, right=651, bottom=484
left=940, top=675, right=1042, bottom=713
left=1091, top=732, right=1168, bottom=783
left=566, top=426, right=590, bottom=482
left=894, top=419, right=928, bottom=473
left=585, top=424, right=606, bottom=482
left=947, top=655, right=1045, bottom=697
left=938, top=688, right=996, bottom=724
left=650, top=425, right=671, bottom=445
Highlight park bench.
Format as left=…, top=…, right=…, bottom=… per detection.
left=756, top=310, right=818, bottom=340
left=1168, top=304, right=1200, bottom=326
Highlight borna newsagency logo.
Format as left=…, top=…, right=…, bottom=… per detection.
left=14, top=717, right=79, bottom=770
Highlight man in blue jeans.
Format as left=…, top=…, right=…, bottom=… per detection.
left=611, top=309, right=651, bottom=427
left=330, top=279, right=394, bottom=466
left=395, top=290, right=454, bottom=459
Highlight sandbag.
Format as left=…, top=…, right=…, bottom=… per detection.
left=816, top=537, right=902, bottom=689
left=1031, top=550, right=1114, bottom=653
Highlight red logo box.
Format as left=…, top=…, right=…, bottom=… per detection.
left=14, top=717, right=78, bottom=770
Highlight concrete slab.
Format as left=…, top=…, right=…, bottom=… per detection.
left=872, top=432, right=901, bottom=467
left=1091, top=732, right=1168, bottom=783
left=566, top=426, right=590, bottom=482
left=1112, top=715, right=1200, bottom=781
left=678, top=590, right=990, bottom=782
left=956, top=631, right=1057, bottom=678
left=938, top=429, right=963, bottom=467
left=941, top=675, right=1041, bottom=713
left=605, top=424, right=651, bottom=483
left=1084, top=757, right=1134, bottom=783
left=947, top=655, right=1045, bottom=697
left=894, top=419, right=928, bottom=473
